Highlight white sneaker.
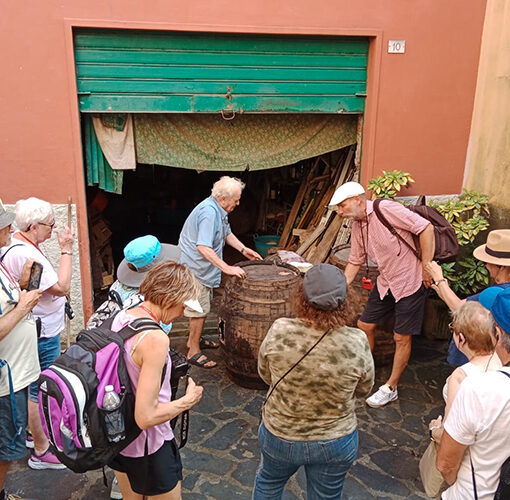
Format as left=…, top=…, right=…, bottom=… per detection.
left=366, top=384, right=398, bottom=408
left=110, top=477, right=123, bottom=500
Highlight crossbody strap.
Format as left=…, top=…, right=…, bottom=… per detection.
left=373, top=199, right=419, bottom=259
left=0, top=243, right=24, bottom=263
left=263, top=329, right=331, bottom=408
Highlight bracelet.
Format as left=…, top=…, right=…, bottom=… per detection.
left=240, top=246, right=246, bottom=253
left=429, top=425, right=442, bottom=440
left=434, top=278, right=447, bottom=286
left=61, top=251, right=72, bottom=256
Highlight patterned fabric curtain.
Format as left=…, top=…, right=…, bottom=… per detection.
left=134, top=114, right=357, bottom=171
left=83, top=115, right=123, bottom=194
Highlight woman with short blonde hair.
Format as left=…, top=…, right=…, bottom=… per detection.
left=109, top=261, right=204, bottom=500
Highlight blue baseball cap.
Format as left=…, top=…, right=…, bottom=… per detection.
left=491, top=287, right=510, bottom=335
left=117, top=235, right=181, bottom=287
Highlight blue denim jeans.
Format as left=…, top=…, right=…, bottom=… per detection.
left=253, top=422, right=358, bottom=500
left=29, top=333, right=61, bottom=402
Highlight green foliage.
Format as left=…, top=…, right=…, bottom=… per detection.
left=367, top=170, right=414, bottom=199
left=433, top=189, right=491, bottom=297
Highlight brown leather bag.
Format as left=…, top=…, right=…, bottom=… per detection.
left=373, top=196, right=459, bottom=263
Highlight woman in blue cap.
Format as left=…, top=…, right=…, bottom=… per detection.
left=254, top=264, right=374, bottom=500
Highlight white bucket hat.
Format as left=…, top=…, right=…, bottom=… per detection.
left=329, top=182, right=365, bottom=206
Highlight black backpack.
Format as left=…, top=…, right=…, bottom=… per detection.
left=373, top=197, right=459, bottom=263
left=38, top=316, right=162, bottom=473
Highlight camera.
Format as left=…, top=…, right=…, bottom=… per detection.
left=169, top=348, right=189, bottom=400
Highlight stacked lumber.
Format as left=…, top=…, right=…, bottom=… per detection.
left=278, top=145, right=357, bottom=264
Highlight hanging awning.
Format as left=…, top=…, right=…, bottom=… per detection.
left=134, top=113, right=357, bottom=171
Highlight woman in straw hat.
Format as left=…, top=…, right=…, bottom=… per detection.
left=426, top=229, right=510, bottom=366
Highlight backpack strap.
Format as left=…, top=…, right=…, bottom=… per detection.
left=0, top=243, right=24, bottom=263
left=373, top=199, right=420, bottom=259
left=116, top=317, right=162, bottom=342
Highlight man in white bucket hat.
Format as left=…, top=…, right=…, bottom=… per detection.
left=329, top=182, right=435, bottom=408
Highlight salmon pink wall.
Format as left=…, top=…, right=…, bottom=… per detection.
left=0, top=1, right=486, bottom=314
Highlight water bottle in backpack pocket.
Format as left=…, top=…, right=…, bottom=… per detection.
left=101, top=385, right=125, bottom=443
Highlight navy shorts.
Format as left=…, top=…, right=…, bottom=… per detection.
left=0, top=387, right=28, bottom=461
left=360, top=282, right=428, bottom=336
left=109, top=439, right=183, bottom=496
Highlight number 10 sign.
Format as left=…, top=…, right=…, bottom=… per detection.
left=388, top=40, right=406, bottom=54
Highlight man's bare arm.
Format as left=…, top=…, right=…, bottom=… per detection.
left=196, top=245, right=246, bottom=278
left=344, top=263, right=361, bottom=286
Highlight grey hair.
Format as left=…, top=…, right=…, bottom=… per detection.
left=211, top=176, right=245, bottom=200
left=497, top=326, right=510, bottom=354
left=15, top=197, right=54, bottom=231
left=451, top=301, right=495, bottom=354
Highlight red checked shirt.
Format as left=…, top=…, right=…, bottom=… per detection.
left=349, top=199, right=430, bottom=302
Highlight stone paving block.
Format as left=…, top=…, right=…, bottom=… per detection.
left=200, top=479, right=251, bottom=499
left=180, top=449, right=235, bottom=475
left=188, top=414, right=217, bottom=444
left=244, top=395, right=264, bottom=417
left=221, top=384, right=253, bottom=407
left=182, top=471, right=201, bottom=491
left=229, top=437, right=259, bottom=460
left=402, top=415, right=427, bottom=436
left=194, top=383, right=223, bottom=414
left=342, top=476, right=376, bottom=499
left=367, top=405, right=402, bottom=424
left=202, top=419, right=251, bottom=450
left=370, top=448, right=420, bottom=481
left=351, top=463, right=411, bottom=496
left=212, top=410, right=239, bottom=420
left=371, top=423, right=421, bottom=448
left=231, top=459, right=259, bottom=487
left=358, top=429, right=385, bottom=455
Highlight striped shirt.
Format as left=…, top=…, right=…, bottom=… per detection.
left=349, top=199, right=430, bottom=301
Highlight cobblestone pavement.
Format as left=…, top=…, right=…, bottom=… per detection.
left=5, top=335, right=449, bottom=499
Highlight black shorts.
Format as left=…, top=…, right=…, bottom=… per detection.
left=109, top=439, right=182, bottom=496
left=360, top=282, right=428, bottom=336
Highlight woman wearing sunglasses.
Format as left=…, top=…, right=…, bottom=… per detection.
left=428, top=299, right=501, bottom=444
left=0, top=197, right=74, bottom=470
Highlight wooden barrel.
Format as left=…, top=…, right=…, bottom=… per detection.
left=219, top=260, right=301, bottom=389
left=329, top=244, right=395, bottom=367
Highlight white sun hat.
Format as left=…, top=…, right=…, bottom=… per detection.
left=329, top=182, right=365, bottom=206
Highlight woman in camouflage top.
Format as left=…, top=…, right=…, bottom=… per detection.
left=254, top=264, right=375, bottom=500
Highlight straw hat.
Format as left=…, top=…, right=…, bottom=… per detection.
left=473, top=230, right=510, bottom=266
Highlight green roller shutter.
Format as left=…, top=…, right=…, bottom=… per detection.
left=74, top=29, right=368, bottom=114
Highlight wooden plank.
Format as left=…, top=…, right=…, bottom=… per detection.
left=278, top=158, right=320, bottom=248
left=307, top=214, right=344, bottom=264
left=296, top=210, right=334, bottom=256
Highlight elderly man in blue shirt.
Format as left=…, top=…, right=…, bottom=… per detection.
left=179, top=176, right=262, bottom=368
